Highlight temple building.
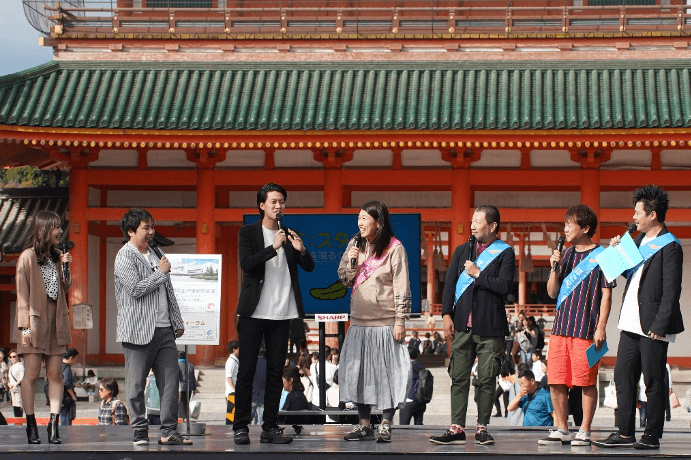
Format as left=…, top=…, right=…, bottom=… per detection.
left=2, top=0, right=691, bottom=366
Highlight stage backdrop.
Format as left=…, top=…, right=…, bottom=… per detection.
left=243, top=213, right=421, bottom=317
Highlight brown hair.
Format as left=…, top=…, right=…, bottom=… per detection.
left=25, top=211, right=63, bottom=265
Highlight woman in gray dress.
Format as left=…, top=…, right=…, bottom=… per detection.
left=337, top=200, right=412, bottom=443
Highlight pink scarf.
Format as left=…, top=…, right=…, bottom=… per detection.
left=352, top=237, right=402, bottom=291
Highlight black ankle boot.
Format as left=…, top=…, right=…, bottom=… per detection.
left=48, top=413, right=61, bottom=444
left=26, top=414, right=41, bottom=444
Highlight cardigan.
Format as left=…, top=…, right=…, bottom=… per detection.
left=13, top=248, right=72, bottom=350
left=338, top=238, right=411, bottom=327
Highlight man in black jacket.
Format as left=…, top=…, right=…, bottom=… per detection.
left=594, top=185, right=684, bottom=450
left=233, top=183, right=315, bottom=445
left=430, top=205, right=515, bottom=446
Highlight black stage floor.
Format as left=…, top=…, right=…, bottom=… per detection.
left=3, top=425, right=691, bottom=459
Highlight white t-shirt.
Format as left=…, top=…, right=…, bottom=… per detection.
left=617, top=235, right=676, bottom=343
left=532, top=360, right=545, bottom=382
left=147, top=252, right=171, bottom=328
left=225, top=354, right=239, bottom=397
left=251, top=226, right=299, bottom=320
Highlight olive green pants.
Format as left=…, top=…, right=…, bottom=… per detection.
left=449, top=330, right=505, bottom=427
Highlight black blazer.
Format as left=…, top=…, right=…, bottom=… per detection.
left=237, top=220, right=315, bottom=318
left=441, top=241, right=515, bottom=337
left=621, top=226, right=684, bottom=336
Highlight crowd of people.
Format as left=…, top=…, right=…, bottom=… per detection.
left=0, top=183, right=686, bottom=453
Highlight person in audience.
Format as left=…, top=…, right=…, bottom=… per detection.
left=225, top=341, right=240, bottom=426
left=98, top=378, right=129, bottom=425
left=298, top=352, right=314, bottom=406
left=531, top=350, right=544, bottom=382
left=282, top=367, right=309, bottom=411
left=399, top=347, right=428, bottom=425
left=60, top=348, right=78, bottom=426
left=507, top=369, right=554, bottom=427
left=8, top=350, right=24, bottom=418
left=252, top=348, right=267, bottom=425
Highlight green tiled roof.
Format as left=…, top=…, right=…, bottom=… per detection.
left=2, top=60, right=691, bottom=131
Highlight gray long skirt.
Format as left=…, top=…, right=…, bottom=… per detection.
left=339, top=325, right=412, bottom=410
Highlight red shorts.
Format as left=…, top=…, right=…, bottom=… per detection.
left=547, top=335, right=598, bottom=387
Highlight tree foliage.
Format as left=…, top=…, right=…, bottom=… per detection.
left=0, top=166, right=69, bottom=188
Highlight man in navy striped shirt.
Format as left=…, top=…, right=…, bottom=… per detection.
left=541, top=204, right=615, bottom=447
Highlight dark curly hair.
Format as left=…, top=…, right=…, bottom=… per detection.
left=633, top=185, right=669, bottom=223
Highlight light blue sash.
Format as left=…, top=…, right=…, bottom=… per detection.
left=454, top=240, right=511, bottom=303
left=624, top=232, right=680, bottom=279
left=556, top=246, right=605, bottom=309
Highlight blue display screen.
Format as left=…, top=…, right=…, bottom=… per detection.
left=243, top=213, right=421, bottom=317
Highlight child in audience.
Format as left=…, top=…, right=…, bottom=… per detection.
left=97, top=378, right=129, bottom=425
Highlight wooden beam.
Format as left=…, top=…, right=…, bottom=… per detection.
left=86, top=207, right=198, bottom=222
left=87, top=169, right=196, bottom=186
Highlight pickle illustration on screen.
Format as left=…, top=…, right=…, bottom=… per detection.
left=310, top=281, right=347, bottom=300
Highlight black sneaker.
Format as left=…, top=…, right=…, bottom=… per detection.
left=234, top=429, right=250, bottom=445
left=592, top=432, right=635, bottom=448
left=260, top=427, right=293, bottom=444
left=133, top=429, right=149, bottom=445
left=344, top=425, right=375, bottom=441
left=429, top=428, right=466, bottom=445
left=633, top=434, right=660, bottom=450
left=475, top=429, right=495, bottom=445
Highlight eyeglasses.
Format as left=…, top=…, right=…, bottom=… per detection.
left=98, top=387, right=106, bottom=392
left=9, top=355, right=18, bottom=359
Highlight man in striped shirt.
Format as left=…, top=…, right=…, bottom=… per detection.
left=542, top=204, right=615, bottom=447
left=114, top=208, right=190, bottom=446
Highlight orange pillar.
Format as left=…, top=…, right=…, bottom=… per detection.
left=195, top=166, right=217, bottom=366
left=68, top=166, right=88, bottom=355
left=518, top=234, right=527, bottom=306
left=451, top=168, right=471, bottom=249
left=581, top=168, right=601, bottom=243
left=426, top=233, right=436, bottom=305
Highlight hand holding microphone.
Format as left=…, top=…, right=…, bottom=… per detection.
left=610, top=223, right=637, bottom=248
left=349, top=234, right=363, bottom=269
left=272, top=213, right=287, bottom=249
left=551, top=235, right=565, bottom=272
left=149, top=241, right=170, bottom=273
left=463, top=235, right=480, bottom=279
left=58, top=241, right=74, bottom=281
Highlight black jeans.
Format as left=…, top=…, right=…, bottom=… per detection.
left=494, top=385, right=509, bottom=415
left=233, top=317, right=290, bottom=433
left=614, top=331, right=669, bottom=439
left=399, top=401, right=426, bottom=425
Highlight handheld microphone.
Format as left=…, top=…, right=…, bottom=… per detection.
left=149, top=240, right=164, bottom=260
left=57, top=241, right=74, bottom=280
left=468, top=235, right=476, bottom=261
left=276, top=213, right=283, bottom=231
left=351, top=234, right=363, bottom=269
left=553, top=235, right=565, bottom=271
left=627, top=223, right=637, bottom=234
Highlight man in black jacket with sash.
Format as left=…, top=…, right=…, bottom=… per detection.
left=594, top=185, right=684, bottom=450
left=430, top=205, right=515, bottom=446
left=233, top=183, right=315, bottom=445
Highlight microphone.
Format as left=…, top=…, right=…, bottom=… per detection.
left=276, top=213, right=283, bottom=231
left=553, top=236, right=565, bottom=272
left=351, top=234, right=363, bottom=269
left=58, top=241, right=74, bottom=280
left=149, top=240, right=164, bottom=260
left=468, top=235, right=476, bottom=261
left=627, top=223, right=637, bottom=234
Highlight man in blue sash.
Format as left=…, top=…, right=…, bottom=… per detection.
left=430, top=205, right=515, bottom=446
left=542, top=204, right=615, bottom=446
left=594, top=185, right=684, bottom=450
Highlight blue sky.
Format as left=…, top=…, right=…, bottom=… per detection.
left=0, top=2, right=53, bottom=76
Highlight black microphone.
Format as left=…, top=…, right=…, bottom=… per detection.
left=351, top=234, right=363, bottom=269
left=58, top=241, right=74, bottom=280
left=276, top=213, right=283, bottom=231
left=553, top=235, right=565, bottom=272
left=627, top=223, right=637, bottom=234
left=149, top=240, right=164, bottom=260
left=468, top=235, right=476, bottom=261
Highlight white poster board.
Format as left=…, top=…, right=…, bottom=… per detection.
left=166, top=254, right=222, bottom=346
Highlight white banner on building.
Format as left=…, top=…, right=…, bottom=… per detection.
left=166, top=254, right=222, bottom=346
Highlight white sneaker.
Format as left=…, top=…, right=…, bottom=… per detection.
left=571, top=430, right=591, bottom=446
left=538, top=429, right=573, bottom=445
